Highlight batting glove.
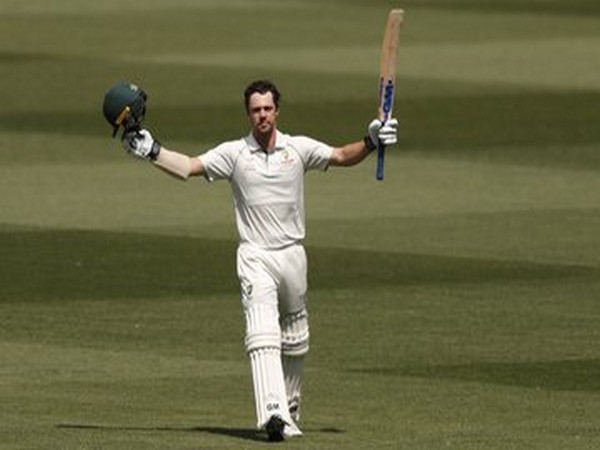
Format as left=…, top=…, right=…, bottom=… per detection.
left=122, top=129, right=161, bottom=161
left=366, top=118, right=399, bottom=151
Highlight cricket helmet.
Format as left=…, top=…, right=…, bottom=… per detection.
left=102, top=81, right=147, bottom=137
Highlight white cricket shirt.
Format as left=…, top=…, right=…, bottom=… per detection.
left=199, top=130, right=333, bottom=250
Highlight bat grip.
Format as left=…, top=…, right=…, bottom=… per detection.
left=375, top=114, right=388, bottom=181
left=376, top=143, right=385, bottom=180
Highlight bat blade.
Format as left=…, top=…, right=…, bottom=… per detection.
left=376, top=9, right=403, bottom=181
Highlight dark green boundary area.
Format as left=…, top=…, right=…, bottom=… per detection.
left=1, top=228, right=596, bottom=302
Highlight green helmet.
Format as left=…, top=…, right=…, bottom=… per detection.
left=102, top=81, right=147, bottom=137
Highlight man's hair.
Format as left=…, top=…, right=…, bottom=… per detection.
left=244, top=80, right=281, bottom=112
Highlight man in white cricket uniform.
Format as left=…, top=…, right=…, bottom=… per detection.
left=121, top=80, right=397, bottom=441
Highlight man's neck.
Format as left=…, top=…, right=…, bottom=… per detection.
left=254, top=129, right=277, bottom=152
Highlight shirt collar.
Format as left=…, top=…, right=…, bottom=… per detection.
left=246, top=130, right=287, bottom=153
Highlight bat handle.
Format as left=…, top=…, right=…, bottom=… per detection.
left=376, top=109, right=390, bottom=180
left=376, top=143, right=385, bottom=180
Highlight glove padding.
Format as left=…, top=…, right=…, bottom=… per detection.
left=367, top=118, right=398, bottom=149
left=122, top=128, right=161, bottom=161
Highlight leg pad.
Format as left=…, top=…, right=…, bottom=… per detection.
left=245, top=303, right=281, bottom=353
left=280, top=309, right=309, bottom=356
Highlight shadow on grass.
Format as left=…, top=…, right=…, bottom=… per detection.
left=1, top=227, right=597, bottom=302
left=55, top=423, right=345, bottom=442
left=355, top=358, right=600, bottom=393
left=2, top=89, right=600, bottom=169
left=0, top=229, right=238, bottom=302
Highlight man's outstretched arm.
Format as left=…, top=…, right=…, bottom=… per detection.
left=330, top=118, right=398, bottom=167
left=122, top=129, right=204, bottom=180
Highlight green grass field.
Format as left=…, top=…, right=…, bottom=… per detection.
left=1, top=0, right=599, bottom=448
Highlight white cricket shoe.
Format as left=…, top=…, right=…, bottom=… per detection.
left=284, top=420, right=303, bottom=438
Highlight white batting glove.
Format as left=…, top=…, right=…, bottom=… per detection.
left=366, top=118, right=399, bottom=150
left=122, top=129, right=161, bottom=161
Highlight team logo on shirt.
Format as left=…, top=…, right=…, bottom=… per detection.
left=280, top=149, right=294, bottom=166
left=241, top=280, right=253, bottom=299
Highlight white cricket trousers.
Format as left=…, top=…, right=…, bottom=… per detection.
left=236, top=242, right=308, bottom=428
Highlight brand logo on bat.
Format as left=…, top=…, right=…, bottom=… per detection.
left=380, top=78, right=395, bottom=119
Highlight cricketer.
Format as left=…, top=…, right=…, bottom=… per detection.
left=107, top=79, right=398, bottom=441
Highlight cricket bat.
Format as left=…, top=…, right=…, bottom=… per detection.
left=376, top=9, right=404, bottom=181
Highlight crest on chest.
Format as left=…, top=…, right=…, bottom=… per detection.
left=241, top=148, right=300, bottom=179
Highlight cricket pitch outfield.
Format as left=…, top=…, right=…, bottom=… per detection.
left=1, top=1, right=599, bottom=449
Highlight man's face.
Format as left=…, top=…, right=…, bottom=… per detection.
left=247, top=92, right=278, bottom=136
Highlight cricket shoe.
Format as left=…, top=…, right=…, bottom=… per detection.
left=284, top=420, right=303, bottom=438
left=265, top=415, right=285, bottom=442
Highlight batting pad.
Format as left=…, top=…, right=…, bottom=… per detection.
left=280, top=309, right=309, bottom=356
left=282, top=354, right=304, bottom=422
left=244, top=303, right=281, bottom=353
left=249, top=347, right=293, bottom=428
